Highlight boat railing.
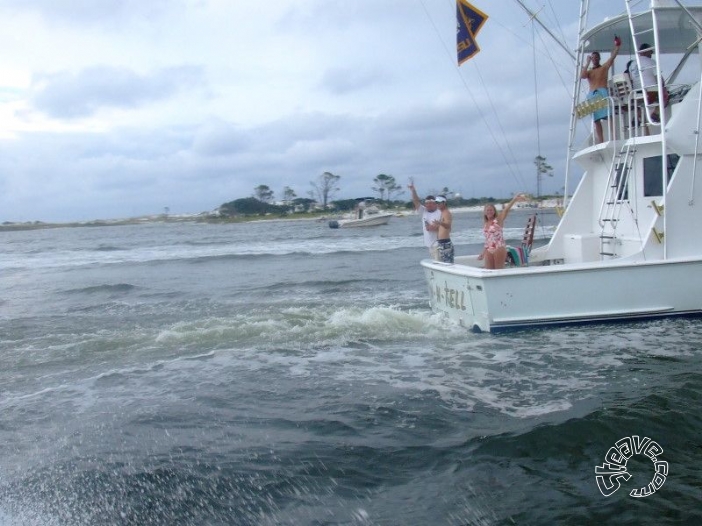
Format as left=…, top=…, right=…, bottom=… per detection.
left=575, top=79, right=692, bottom=147
left=612, top=81, right=692, bottom=142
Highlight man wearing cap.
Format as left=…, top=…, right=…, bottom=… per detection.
left=629, top=43, right=668, bottom=123
left=581, top=36, right=621, bottom=144
left=434, top=195, right=454, bottom=264
left=409, top=182, right=441, bottom=259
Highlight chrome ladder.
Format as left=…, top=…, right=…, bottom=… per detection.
left=599, top=143, right=636, bottom=258
left=625, top=0, right=664, bottom=126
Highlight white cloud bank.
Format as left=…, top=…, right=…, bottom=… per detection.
left=0, top=0, right=627, bottom=222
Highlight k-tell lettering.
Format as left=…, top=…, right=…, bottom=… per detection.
left=434, top=283, right=466, bottom=311
left=443, top=283, right=466, bottom=311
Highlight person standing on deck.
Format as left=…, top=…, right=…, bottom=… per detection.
left=409, top=182, right=441, bottom=259
left=478, top=194, right=527, bottom=270
left=434, top=196, right=454, bottom=264
left=581, top=36, right=621, bottom=144
left=628, top=43, right=668, bottom=123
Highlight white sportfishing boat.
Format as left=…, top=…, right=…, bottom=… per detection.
left=422, top=0, right=702, bottom=332
left=328, top=201, right=393, bottom=228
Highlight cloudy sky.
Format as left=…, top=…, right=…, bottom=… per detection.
left=0, top=0, right=632, bottom=222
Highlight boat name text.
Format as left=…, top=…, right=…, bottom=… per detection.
left=433, top=282, right=466, bottom=311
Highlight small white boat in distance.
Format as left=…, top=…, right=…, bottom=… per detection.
left=422, top=1, right=702, bottom=332
left=329, top=200, right=393, bottom=228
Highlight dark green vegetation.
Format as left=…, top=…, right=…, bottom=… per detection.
left=1, top=169, right=562, bottom=228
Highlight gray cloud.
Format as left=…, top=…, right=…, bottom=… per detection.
left=30, top=65, right=205, bottom=118
left=0, top=1, right=607, bottom=223
left=191, top=120, right=252, bottom=157
left=0, top=79, right=572, bottom=222
left=319, top=67, right=388, bottom=95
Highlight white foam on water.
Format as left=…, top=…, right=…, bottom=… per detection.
left=2, top=219, right=557, bottom=272
left=0, top=500, right=61, bottom=526
left=152, top=304, right=453, bottom=353
left=2, top=231, right=426, bottom=271
left=126, top=304, right=602, bottom=420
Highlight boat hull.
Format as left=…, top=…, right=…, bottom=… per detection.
left=329, top=214, right=393, bottom=228
left=417, top=2, right=702, bottom=334
left=421, top=258, right=702, bottom=332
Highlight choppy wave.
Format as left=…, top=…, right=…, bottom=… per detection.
left=3, top=366, right=700, bottom=525
left=61, top=283, right=138, bottom=295
left=95, top=244, right=125, bottom=252
left=3, top=216, right=700, bottom=525
left=0, top=220, right=556, bottom=271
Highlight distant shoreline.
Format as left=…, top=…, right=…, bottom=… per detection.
left=0, top=203, right=560, bottom=232
left=0, top=213, right=332, bottom=232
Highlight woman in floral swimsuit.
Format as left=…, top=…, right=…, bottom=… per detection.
left=478, top=194, right=526, bottom=269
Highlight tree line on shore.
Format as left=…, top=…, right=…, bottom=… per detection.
left=0, top=166, right=556, bottom=228
left=217, top=171, right=538, bottom=218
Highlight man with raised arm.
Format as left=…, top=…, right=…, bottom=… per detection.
left=581, top=36, right=621, bottom=144
left=408, top=182, right=441, bottom=259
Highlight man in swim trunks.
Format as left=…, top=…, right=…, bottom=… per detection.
left=434, top=195, right=453, bottom=263
left=581, top=36, right=621, bottom=144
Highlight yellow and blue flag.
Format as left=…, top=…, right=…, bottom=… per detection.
left=457, top=0, right=488, bottom=65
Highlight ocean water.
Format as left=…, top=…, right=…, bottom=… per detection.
left=1, top=210, right=700, bottom=526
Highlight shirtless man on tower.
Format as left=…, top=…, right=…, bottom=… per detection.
left=580, top=36, right=621, bottom=144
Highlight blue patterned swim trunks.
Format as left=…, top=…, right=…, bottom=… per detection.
left=588, top=87, right=609, bottom=122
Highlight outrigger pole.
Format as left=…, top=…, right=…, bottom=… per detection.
left=514, top=0, right=589, bottom=210
left=562, top=0, right=591, bottom=210
left=513, top=0, right=576, bottom=61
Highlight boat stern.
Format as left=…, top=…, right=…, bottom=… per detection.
left=422, top=260, right=491, bottom=332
